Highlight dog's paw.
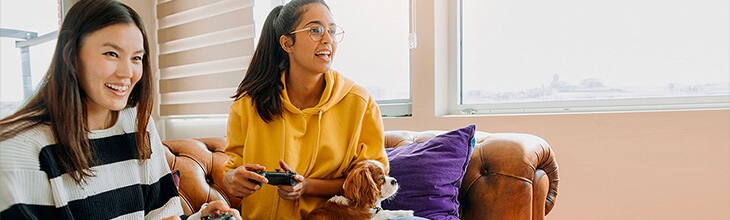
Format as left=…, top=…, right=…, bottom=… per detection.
left=394, top=210, right=414, bottom=217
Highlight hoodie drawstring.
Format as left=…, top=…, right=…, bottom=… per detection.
left=303, top=109, right=323, bottom=176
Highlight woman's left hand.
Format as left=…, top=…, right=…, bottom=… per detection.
left=276, top=159, right=307, bottom=200
left=201, top=200, right=242, bottom=220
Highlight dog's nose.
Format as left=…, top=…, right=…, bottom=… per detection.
left=391, top=179, right=397, bottom=185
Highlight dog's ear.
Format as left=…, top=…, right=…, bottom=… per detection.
left=344, top=165, right=379, bottom=208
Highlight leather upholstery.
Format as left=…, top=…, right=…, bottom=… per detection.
left=385, top=131, right=559, bottom=220
left=163, top=131, right=559, bottom=219
left=162, top=137, right=241, bottom=215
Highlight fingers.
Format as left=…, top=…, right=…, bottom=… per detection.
left=229, top=173, right=264, bottom=197
left=244, top=163, right=266, bottom=171
left=161, top=216, right=181, bottom=220
left=229, top=208, right=243, bottom=220
left=277, top=186, right=303, bottom=200
left=224, top=164, right=268, bottom=198
left=202, top=200, right=243, bottom=220
left=276, top=178, right=305, bottom=200
left=279, top=159, right=293, bottom=172
left=237, top=166, right=268, bottom=185
left=202, top=200, right=230, bottom=216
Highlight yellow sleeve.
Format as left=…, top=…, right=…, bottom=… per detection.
left=224, top=100, right=247, bottom=172
left=352, top=95, right=389, bottom=173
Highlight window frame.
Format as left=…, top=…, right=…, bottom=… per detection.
left=447, top=0, right=730, bottom=116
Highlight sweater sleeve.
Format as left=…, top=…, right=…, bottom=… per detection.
left=0, top=126, right=59, bottom=219
left=224, top=100, right=247, bottom=172
left=144, top=117, right=184, bottom=219
left=351, top=95, right=389, bottom=173
left=0, top=142, right=56, bottom=218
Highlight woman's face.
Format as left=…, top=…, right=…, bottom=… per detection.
left=77, top=23, right=144, bottom=115
left=284, top=3, right=338, bottom=75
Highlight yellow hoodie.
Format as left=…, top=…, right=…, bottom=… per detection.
left=224, top=70, right=388, bottom=220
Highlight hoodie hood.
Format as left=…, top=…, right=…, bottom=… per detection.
left=280, top=69, right=355, bottom=115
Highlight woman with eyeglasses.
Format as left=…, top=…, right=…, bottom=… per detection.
left=221, top=0, right=389, bottom=219
left=0, top=0, right=241, bottom=219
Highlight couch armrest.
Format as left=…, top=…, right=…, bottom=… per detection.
left=460, top=133, right=559, bottom=220
left=162, top=137, right=240, bottom=214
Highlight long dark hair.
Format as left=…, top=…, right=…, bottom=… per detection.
left=232, top=0, right=329, bottom=122
left=0, top=0, right=153, bottom=184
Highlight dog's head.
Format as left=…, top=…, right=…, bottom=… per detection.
left=343, top=160, right=399, bottom=209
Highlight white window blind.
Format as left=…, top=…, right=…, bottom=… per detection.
left=157, top=0, right=255, bottom=116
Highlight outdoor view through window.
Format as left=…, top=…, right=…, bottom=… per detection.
left=0, top=0, right=59, bottom=118
left=461, top=0, right=729, bottom=106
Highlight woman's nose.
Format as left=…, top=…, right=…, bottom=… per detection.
left=320, top=31, right=333, bottom=44
left=116, top=61, right=136, bottom=78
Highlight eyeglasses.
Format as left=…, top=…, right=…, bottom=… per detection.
left=289, top=25, right=345, bottom=43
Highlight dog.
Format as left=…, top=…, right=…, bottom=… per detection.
left=304, top=160, right=414, bottom=220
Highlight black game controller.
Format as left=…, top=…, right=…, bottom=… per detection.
left=249, top=169, right=297, bottom=186
left=203, top=212, right=235, bottom=220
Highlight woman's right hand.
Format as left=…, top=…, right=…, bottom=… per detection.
left=223, top=164, right=268, bottom=198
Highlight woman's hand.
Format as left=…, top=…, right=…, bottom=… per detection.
left=223, top=164, right=268, bottom=198
left=201, top=200, right=242, bottom=220
left=276, top=160, right=307, bottom=200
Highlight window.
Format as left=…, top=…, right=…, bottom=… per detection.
left=0, top=0, right=62, bottom=118
left=456, top=0, right=730, bottom=114
left=254, top=0, right=413, bottom=117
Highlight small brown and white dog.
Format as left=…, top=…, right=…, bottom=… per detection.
left=305, top=160, right=414, bottom=220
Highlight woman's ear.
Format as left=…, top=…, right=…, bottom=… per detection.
left=280, top=35, right=293, bottom=53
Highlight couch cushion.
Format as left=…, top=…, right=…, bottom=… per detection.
left=381, top=125, right=475, bottom=220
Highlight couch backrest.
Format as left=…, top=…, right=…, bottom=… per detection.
left=162, top=131, right=558, bottom=219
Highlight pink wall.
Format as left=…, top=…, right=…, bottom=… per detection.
left=385, top=110, right=730, bottom=219
left=387, top=1, right=730, bottom=219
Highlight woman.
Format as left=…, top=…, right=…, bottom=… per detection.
left=222, top=0, right=389, bottom=219
left=0, top=0, right=240, bottom=219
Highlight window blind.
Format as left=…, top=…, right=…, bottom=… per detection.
left=156, top=0, right=254, bottom=116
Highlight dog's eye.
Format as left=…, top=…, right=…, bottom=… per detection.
left=378, top=177, right=384, bottom=182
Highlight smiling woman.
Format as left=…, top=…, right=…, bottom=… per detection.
left=76, top=23, right=145, bottom=130
left=0, top=0, right=240, bottom=219
left=221, top=0, right=391, bottom=219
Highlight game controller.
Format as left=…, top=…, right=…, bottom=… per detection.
left=203, top=212, right=235, bottom=220
left=249, top=169, right=297, bottom=186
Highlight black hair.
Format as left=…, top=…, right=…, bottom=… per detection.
left=231, top=0, right=329, bottom=122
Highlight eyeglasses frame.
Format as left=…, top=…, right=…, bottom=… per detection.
left=289, top=25, right=345, bottom=43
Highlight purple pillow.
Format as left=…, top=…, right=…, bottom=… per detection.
left=382, top=125, right=475, bottom=220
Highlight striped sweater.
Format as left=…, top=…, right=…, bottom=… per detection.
left=0, top=108, right=183, bottom=219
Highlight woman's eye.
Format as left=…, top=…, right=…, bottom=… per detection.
left=132, top=56, right=143, bottom=61
left=309, top=26, right=325, bottom=35
left=104, top=51, right=118, bottom=58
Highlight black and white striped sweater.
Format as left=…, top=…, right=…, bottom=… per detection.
left=0, top=108, right=183, bottom=219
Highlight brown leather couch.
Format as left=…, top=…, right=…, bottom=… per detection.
left=162, top=130, right=559, bottom=220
